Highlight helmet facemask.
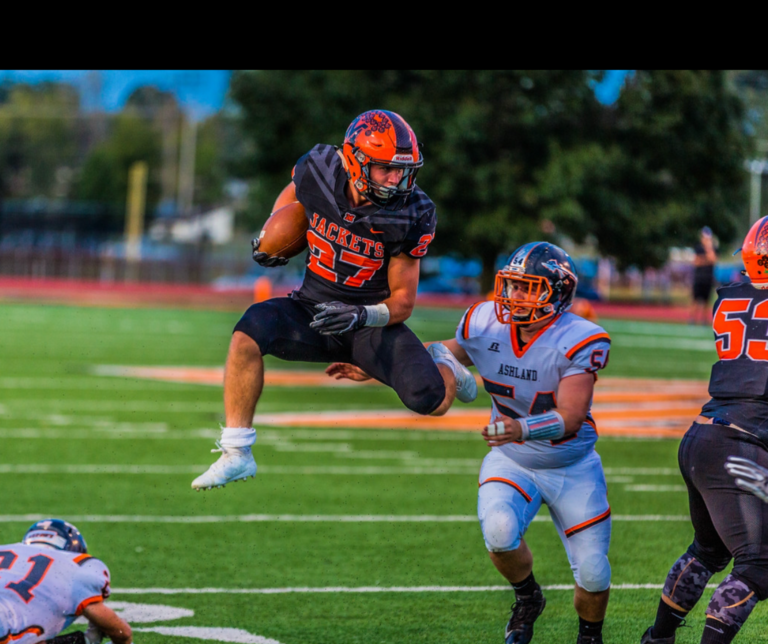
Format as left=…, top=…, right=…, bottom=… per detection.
left=352, top=151, right=422, bottom=210
left=494, top=271, right=556, bottom=326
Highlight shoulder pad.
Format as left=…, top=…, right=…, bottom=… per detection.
left=458, top=301, right=496, bottom=341
left=550, top=313, right=611, bottom=360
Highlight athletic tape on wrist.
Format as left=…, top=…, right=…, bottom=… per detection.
left=518, top=410, right=565, bottom=441
left=363, top=303, right=390, bottom=327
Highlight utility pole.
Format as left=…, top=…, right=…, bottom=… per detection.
left=125, top=161, right=148, bottom=278
left=746, top=159, right=768, bottom=225
left=177, top=117, right=197, bottom=216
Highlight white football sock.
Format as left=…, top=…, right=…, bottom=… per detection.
left=220, top=427, right=257, bottom=448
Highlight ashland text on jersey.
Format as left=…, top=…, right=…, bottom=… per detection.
left=701, top=281, right=768, bottom=443
left=292, top=144, right=436, bottom=306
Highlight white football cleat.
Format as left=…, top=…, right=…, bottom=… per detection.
left=428, top=342, right=478, bottom=403
left=191, top=441, right=257, bottom=490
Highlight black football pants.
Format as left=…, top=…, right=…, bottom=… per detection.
left=678, top=421, right=768, bottom=599
left=233, top=296, right=446, bottom=415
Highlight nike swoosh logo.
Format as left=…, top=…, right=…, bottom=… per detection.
left=705, top=625, right=724, bottom=633
left=370, top=229, right=384, bottom=234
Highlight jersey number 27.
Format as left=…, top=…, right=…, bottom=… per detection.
left=307, top=231, right=384, bottom=287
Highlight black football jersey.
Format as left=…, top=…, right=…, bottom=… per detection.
left=291, top=144, right=437, bottom=306
left=701, top=281, right=768, bottom=442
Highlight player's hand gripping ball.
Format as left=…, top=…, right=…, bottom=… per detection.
left=252, top=201, right=309, bottom=267
left=251, top=238, right=289, bottom=267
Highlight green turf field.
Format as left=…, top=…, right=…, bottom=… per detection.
left=0, top=302, right=764, bottom=643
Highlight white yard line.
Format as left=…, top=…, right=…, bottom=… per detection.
left=625, top=485, right=688, bottom=492
left=604, top=468, right=679, bottom=475
left=0, top=463, right=685, bottom=477
left=112, top=583, right=717, bottom=595
left=0, top=428, right=481, bottom=441
left=0, top=514, right=691, bottom=523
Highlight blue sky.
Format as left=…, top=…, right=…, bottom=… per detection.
left=0, top=70, right=232, bottom=121
left=0, top=70, right=632, bottom=120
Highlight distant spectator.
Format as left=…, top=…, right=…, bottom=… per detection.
left=689, top=226, right=718, bottom=325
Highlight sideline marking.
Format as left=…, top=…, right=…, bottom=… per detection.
left=0, top=514, right=690, bottom=523
left=88, top=368, right=709, bottom=437
left=112, top=583, right=717, bottom=595
left=8, top=368, right=711, bottom=437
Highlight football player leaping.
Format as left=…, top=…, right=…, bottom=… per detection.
left=329, top=242, right=613, bottom=644
left=641, top=216, right=768, bottom=644
left=0, top=519, right=132, bottom=644
left=191, top=109, right=477, bottom=491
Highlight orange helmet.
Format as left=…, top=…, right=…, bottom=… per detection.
left=341, top=110, right=423, bottom=210
left=740, top=216, right=768, bottom=288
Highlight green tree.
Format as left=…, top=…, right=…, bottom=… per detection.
left=0, top=81, right=81, bottom=200
left=545, top=70, right=752, bottom=269
left=229, top=70, right=752, bottom=288
left=75, top=113, right=162, bottom=224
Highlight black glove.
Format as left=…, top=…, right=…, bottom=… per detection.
left=251, top=238, right=289, bottom=267
left=310, top=301, right=368, bottom=335
left=46, top=632, right=87, bottom=644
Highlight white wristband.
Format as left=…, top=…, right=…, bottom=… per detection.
left=364, top=303, right=390, bottom=327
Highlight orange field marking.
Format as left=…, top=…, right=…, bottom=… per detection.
left=97, top=366, right=711, bottom=438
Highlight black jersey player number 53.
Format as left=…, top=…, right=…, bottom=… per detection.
left=713, top=298, right=768, bottom=361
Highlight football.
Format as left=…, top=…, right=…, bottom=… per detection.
left=257, top=201, right=309, bottom=258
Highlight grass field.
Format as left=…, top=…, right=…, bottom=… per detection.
left=0, top=301, right=764, bottom=643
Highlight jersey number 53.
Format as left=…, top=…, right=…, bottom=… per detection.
left=713, top=298, right=768, bottom=361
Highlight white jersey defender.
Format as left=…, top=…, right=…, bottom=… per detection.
left=0, top=544, right=110, bottom=643
left=457, top=302, right=610, bottom=469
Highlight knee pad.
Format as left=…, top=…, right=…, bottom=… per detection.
left=687, top=540, right=731, bottom=574
left=574, top=553, right=611, bottom=593
left=233, top=302, right=274, bottom=352
left=399, top=380, right=445, bottom=416
left=480, top=502, right=522, bottom=552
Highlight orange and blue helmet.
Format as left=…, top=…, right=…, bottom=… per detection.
left=23, top=518, right=87, bottom=553
left=341, top=110, right=423, bottom=210
left=494, top=242, right=578, bottom=326
left=739, top=216, right=768, bottom=289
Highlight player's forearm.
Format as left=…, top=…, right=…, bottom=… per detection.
left=382, top=291, right=415, bottom=324
left=423, top=339, right=474, bottom=367
left=551, top=407, right=587, bottom=436
left=82, top=604, right=132, bottom=644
